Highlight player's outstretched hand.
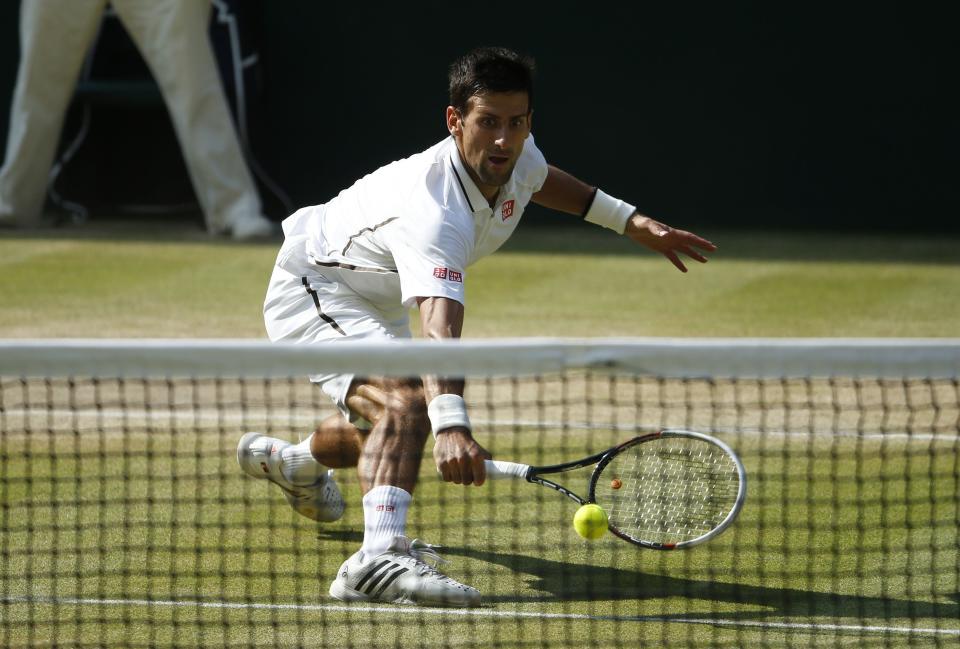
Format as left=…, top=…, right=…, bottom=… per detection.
left=625, top=213, right=717, bottom=272
left=434, top=428, right=492, bottom=486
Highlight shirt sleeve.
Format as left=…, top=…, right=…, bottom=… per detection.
left=392, top=204, right=472, bottom=309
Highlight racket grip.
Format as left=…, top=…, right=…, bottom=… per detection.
left=483, top=459, right=530, bottom=480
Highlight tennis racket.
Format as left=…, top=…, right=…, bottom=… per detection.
left=483, top=429, right=746, bottom=549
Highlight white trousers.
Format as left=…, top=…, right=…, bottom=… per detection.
left=0, top=0, right=261, bottom=232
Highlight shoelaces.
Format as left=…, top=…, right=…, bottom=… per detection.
left=402, top=538, right=452, bottom=578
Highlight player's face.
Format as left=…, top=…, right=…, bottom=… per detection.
left=447, top=92, right=532, bottom=203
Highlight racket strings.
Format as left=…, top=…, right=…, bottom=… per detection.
left=595, top=438, right=740, bottom=544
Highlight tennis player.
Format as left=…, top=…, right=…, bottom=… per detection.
left=237, top=46, right=715, bottom=607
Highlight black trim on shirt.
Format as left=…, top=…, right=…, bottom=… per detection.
left=311, top=259, right=397, bottom=274
left=341, top=217, right=400, bottom=256
left=449, top=159, right=476, bottom=212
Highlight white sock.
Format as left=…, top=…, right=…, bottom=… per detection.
left=279, top=434, right=326, bottom=486
left=360, top=485, right=411, bottom=559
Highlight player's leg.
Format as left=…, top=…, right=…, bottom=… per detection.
left=297, top=375, right=429, bottom=549
left=254, top=261, right=478, bottom=604
left=347, top=377, right=429, bottom=494
left=0, top=0, right=106, bottom=225
left=246, top=376, right=417, bottom=516
left=236, top=377, right=366, bottom=521
left=330, top=375, right=480, bottom=606
left=240, top=261, right=416, bottom=518
left=308, top=413, right=364, bottom=468
left=343, top=377, right=429, bottom=557
left=237, top=264, right=358, bottom=521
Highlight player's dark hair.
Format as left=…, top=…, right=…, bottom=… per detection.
left=448, top=47, right=535, bottom=115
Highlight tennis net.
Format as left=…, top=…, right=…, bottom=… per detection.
left=1, top=338, right=958, bottom=648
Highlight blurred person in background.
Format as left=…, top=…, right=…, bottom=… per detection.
left=0, top=0, right=273, bottom=239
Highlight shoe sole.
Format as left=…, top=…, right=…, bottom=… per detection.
left=329, top=580, right=376, bottom=603
left=329, top=579, right=479, bottom=607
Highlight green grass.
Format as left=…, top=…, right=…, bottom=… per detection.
left=0, top=221, right=958, bottom=337
left=2, top=426, right=957, bottom=648
left=1, top=220, right=958, bottom=647
left=466, top=226, right=960, bottom=337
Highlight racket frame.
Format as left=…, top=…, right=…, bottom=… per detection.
left=590, top=429, right=747, bottom=549
left=517, top=429, right=747, bottom=550
left=520, top=443, right=621, bottom=505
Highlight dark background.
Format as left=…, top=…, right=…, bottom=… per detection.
left=0, top=1, right=956, bottom=230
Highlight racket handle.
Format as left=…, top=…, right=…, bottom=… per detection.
left=483, top=459, right=530, bottom=480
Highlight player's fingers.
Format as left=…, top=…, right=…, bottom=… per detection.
left=664, top=250, right=688, bottom=272
left=446, top=458, right=463, bottom=485
left=345, top=392, right=382, bottom=424
left=434, top=443, right=458, bottom=483
left=471, top=452, right=487, bottom=486
left=355, top=383, right=389, bottom=407
left=667, top=228, right=712, bottom=247
left=437, top=462, right=452, bottom=483
left=683, top=231, right=717, bottom=252
left=435, top=452, right=452, bottom=482
left=679, top=245, right=708, bottom=264
left=457, top=455, right=474, bottom=486
left=695, top=238, right=717, bottom=252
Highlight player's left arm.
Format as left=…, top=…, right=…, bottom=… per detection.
left=531, top=165, right=717, bottom=272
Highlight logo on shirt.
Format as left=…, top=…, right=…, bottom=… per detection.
left=375, top=504, right=396, bottom=512
left=501, top=199, right=515, bottom=221
left=433, top=267, right=463, bottom=283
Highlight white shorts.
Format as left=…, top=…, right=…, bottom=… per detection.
left=263, top=263, right=411, bottom=427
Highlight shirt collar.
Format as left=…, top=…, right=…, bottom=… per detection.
left=448, top=140, right=491, bottom=214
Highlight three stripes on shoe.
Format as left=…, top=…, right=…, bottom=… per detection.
left=353, top=559, right=409, bottom=598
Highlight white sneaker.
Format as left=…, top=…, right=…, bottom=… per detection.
left=230, top=214, right=276, bottom=240
left=236, top=432, right=345, bottom=522
left=329, top=536, right=480, bottom=607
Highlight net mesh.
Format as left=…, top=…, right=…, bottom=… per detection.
left=1, top=339, right=958, bottom=648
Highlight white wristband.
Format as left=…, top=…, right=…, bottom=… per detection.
left=427, top=394, right=471, bottom=438
left=584, top=189, right=636, bottom=234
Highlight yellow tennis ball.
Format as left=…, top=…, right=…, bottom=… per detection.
left=573, top=504, right=608, bottom=540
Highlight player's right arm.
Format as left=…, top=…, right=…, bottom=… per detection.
left=417, top=296, right=491, bottom=486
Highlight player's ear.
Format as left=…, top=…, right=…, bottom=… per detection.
left=446, top=106, right=462, bottom=137
left=526, top=110, right=534, bottom=138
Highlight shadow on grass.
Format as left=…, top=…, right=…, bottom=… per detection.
left=316, top=529, right=958, bottom=625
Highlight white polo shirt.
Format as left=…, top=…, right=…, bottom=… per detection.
left=277, top=135, right=548, bottom=309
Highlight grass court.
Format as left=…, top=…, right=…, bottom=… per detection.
left=1, top=221, right=958, bottom=647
